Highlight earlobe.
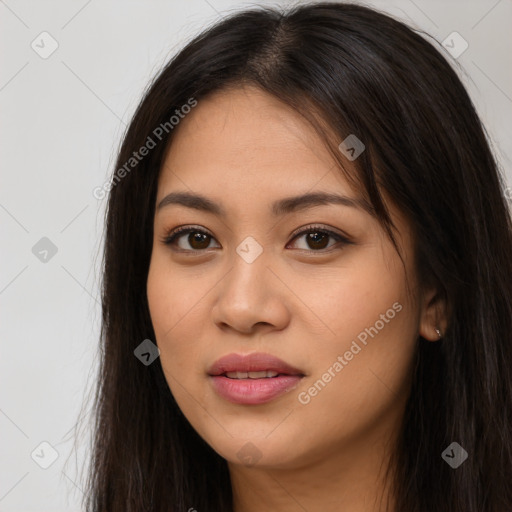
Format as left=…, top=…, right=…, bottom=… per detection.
left=419, top=286, right=448, bottom=342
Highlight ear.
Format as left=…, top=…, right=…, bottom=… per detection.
left=418, top=285, right=449, bottom=342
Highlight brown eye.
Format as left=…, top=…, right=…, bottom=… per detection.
left=162, top=227, right=219, bottom=251
left=304, top=231, right=330, bottom=250
left=187, top=232, right=212, bottom=250
left=288, top=226, right=351, bottom=252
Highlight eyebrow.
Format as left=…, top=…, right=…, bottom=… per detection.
left=156, top=190, right=374, bottom=217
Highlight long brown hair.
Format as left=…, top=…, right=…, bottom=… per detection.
left=83, top=3, right=512, bottom=510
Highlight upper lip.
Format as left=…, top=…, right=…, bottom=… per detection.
left=208, top=352, right=305, bottom=376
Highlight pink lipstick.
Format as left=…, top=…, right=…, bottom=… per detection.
left=208, top=352, right=305, bottom=405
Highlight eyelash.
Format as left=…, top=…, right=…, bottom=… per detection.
left=160, top=224, right=353, bottom=254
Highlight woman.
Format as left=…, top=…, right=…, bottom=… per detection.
left=85, top=2, right=512, bottom=511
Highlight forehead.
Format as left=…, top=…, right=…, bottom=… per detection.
left=157, top=85, right=357, bottom=197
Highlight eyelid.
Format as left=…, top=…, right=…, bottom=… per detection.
left=160, top=223, right=353, bottom=252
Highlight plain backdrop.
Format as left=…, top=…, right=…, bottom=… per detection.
left=1, top=0, right=511, bottom=510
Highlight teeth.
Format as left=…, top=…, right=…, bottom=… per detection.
left=225, top=370, right=280, bottom=379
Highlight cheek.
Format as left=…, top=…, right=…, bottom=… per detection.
left=296, top=314, right=416, bottom=454
left=146, top=254, right=211, bottom=400
left=290, top=241, right=410, bottom=345
left=147, top=251, right=208, bottom=344
left=291, top=246, right=417, bottom=424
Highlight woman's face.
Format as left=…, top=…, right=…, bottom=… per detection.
left=147, top=85, right=433, bottom=471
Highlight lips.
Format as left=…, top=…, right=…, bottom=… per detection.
left=207, top=352, right=305, bottom=377
left=207, top=352, right=305, bottom=405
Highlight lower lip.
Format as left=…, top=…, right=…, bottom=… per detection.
left=209, top=375, right=303, bottom=405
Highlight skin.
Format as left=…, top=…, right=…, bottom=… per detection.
left=147, top=85, right=447, bottom=512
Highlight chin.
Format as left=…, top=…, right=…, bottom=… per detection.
left=197, top=423, right=306, bottom=469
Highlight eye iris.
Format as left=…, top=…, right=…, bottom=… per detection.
left=307, top=231, right=329, bottom=250
left=189, top=232, right=210, bottom=249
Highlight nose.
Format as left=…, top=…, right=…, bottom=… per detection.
left=211, top=246, right=291, bottom=335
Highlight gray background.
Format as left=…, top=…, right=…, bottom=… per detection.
left=1, top=0, right=511, bottom=510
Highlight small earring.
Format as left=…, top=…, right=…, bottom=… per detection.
left=435, top=328, right=442, bottom=339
